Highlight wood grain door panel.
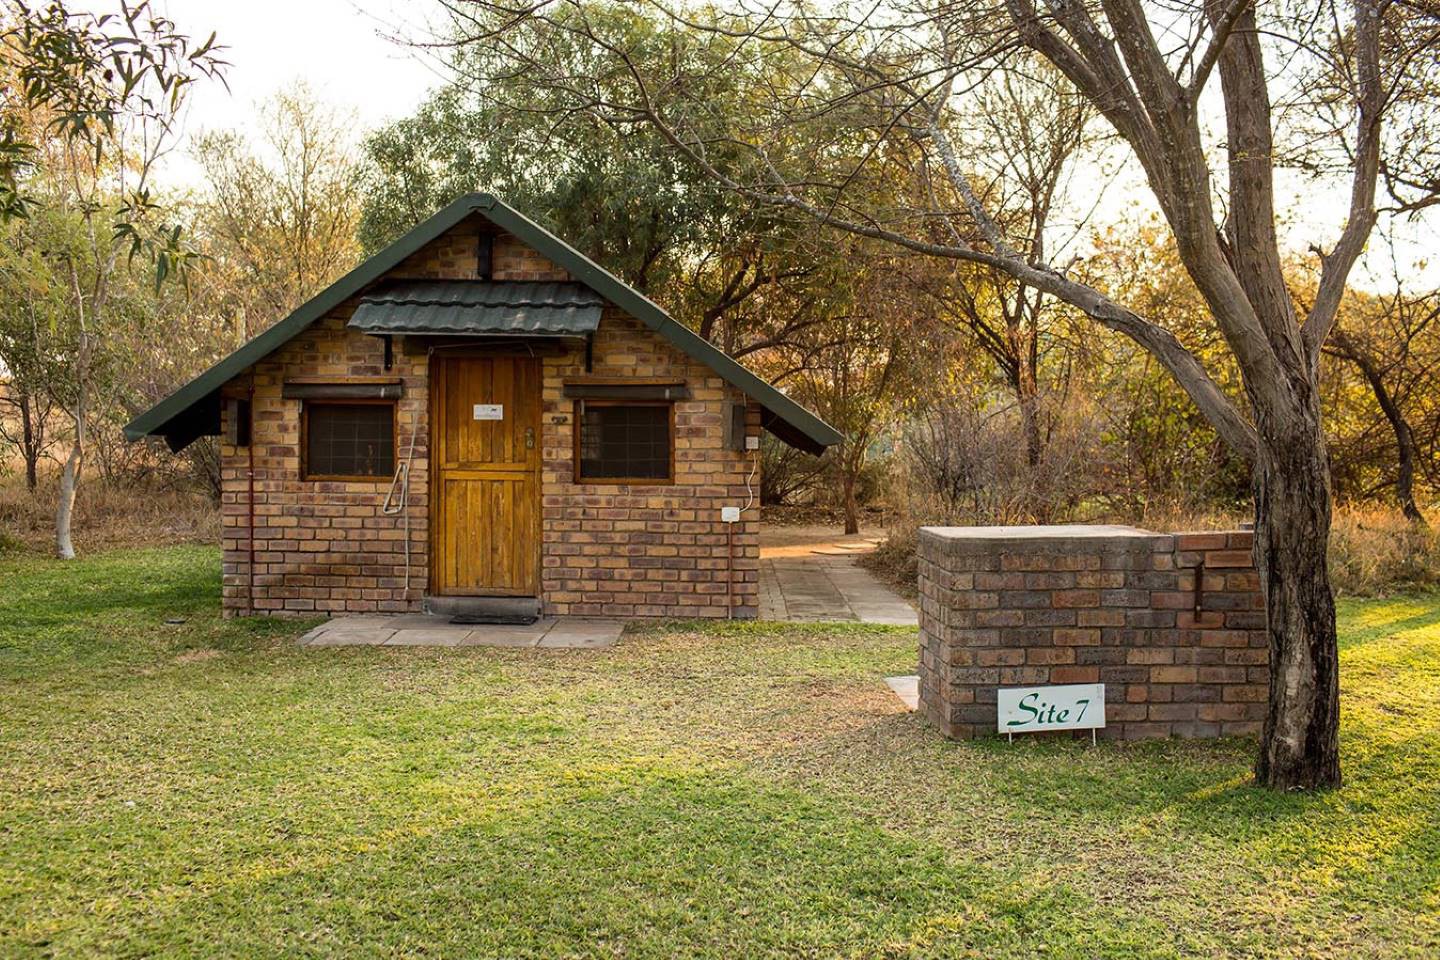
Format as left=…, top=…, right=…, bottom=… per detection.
left=431, top=355, right=542, bottom=596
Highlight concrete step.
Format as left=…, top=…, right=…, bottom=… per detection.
left=423, top=595, right=543, bottom=620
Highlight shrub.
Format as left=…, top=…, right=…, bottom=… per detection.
left=1328, top=508, right=1440, bottom=595
left=898, top=389, right=1112, bottom=525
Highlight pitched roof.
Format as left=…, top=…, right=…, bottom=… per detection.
left=350, top=281, right=603, bottom=337
left=124, top=193, right=842, bottom=455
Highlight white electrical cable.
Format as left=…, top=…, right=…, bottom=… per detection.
left=384, top=350, right=431, bottom=602
left=742, top=447, right=759, bottom=513
left=382, top=422, right=419, bottom=600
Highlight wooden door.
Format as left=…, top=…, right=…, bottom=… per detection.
left=431, top=355, right=542, bottom=596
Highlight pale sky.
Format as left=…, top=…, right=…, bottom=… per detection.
left=150, top=0, right=443, bottom=182
left=128, top=0, right=1437, bottom=291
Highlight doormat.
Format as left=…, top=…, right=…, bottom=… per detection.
left=448, top=614, right=540, bottom=626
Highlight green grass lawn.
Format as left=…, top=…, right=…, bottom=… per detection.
left=1, top=546, right=1437, bottom=958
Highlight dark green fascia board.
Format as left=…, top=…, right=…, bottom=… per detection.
left=125, top=193, right=844, bottom=454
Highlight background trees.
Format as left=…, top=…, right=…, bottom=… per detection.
left=193, top=83, right=363, bottom=342
left=0, top=0, right=225, bottom=557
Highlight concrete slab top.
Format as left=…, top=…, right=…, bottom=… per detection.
left=885, top=675, right=919, bottom=711
left=921, top=524, right=1156, bottom=540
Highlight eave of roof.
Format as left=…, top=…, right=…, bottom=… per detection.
left=124, top=193, right=844, bottom=455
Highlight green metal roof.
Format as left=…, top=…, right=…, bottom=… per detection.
left=124, top=193, right=843, bottom=455
left=350, top=281, right=603, bottom=336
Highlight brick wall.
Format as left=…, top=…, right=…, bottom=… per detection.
left=219, top=311, right=430, bottom=617
left=540, top=310, right=761, bottom=619
left=918, top=526, right=1268, bottom=740
left=219, top=213, right=762, bottom=618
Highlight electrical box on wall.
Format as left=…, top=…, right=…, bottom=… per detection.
left=721, top=506, right=741, bottom=523
left=744, top=435, right=760, bottom=451
left=724, top=401, right=748, bottom=452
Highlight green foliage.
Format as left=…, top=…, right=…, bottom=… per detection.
left=1, top=546, right=1438, bottom=955
left=361, top=1, right=931, bottom=530
left=0, top=0, right=226, bottom=219
left=359, top=2, right=877, bottom=345
left=358, top=20, right=739, bottom=296
left=192, top=82, right=363, bottom=339
left=1082, top=219, right=1253, bottom=508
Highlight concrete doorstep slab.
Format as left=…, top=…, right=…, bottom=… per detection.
left=300, top=615, right=622, bottom=650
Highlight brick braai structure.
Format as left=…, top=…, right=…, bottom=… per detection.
left=917, top=525, right=1268, bottom=740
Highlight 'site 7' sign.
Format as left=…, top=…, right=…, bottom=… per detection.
left=997, top=683, right=1106, bottom=734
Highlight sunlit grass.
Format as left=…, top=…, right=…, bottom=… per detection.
left=1, top=547, right=1437, bottom=957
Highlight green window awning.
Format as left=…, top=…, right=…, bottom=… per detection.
left=349, top=280, right=604, bottom=337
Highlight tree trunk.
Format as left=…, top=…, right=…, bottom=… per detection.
left=56, top=334, right=86, bottom=561
left=1393, top=419, right=1425, bottom=526
left=1341, top=339, right=1426, bottom=525
left=1353, top=359, right=1422, bottom=526
left=56, top=435, right=82, bottom=560
left=841, top=454, right=860, bottom=535
left=1010, top=361, right=1043, bottom=471
left=1252, top=416, right=1341, bottom=790
left=20, top=391, right=38, bottom=492
left=59, top=270, right=93, bottom=561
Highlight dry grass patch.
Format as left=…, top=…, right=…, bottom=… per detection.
left=0, top=470, right=218, bottom=554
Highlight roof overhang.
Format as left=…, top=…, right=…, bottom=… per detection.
left=124, top=194, right=843, bottom=456
left=350, top=280, right=603, bottom=337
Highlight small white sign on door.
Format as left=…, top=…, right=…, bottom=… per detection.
left=472, top=403, right=504, bottom=421
left=997, top=683, right=1105, bottom=734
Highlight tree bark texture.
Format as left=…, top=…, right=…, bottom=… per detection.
left=20, top=390, right=39, bottom=492
left=1252, top=409, right=1341, bottom=789
left=1335, top=333, right=1427, bottom=525
left=841, top=455, right=860, bottom=535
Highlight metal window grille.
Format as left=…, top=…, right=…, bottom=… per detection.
left=305, top=402, right=395, bottom=478
left=579, top=403, right=670, bottom=480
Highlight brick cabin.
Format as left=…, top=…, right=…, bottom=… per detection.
left=126, top=195, right=841, bottom=619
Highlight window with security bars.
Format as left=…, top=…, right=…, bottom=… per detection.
left=577, top=401, right=672, bottom=482
left=303, top=401, right=395, bottom=479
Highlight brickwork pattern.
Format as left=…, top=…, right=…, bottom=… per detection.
left=220, top=213, right=761, bottom=618
left=219, top=312, right=430, bottom=617
left=918, top=527, right=1268, bottom=740
left=540, top=310, right=761, bottom=618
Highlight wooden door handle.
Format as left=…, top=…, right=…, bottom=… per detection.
left=525, top=427, right=535, bottom=449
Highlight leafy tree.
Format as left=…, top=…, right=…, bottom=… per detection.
left=365, top=4, right=848, bottom=362
left=1320, top=276, right=1438, bottom=525
left=370, top=3, right=932, bottom=535
left=0, top=0, right=224, bottom=557
left=192, top=82, right=363, bottom=340
left=0, top=205, right=64, bottom=490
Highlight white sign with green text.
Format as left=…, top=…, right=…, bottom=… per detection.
left=997, top=683, right=1105, bottom=735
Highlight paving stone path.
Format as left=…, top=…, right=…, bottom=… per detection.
left=758, top=554, right=917, bottom=625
